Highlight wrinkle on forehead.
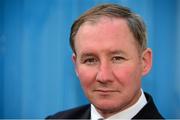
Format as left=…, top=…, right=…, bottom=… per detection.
left=79, top=16, right=129, bottom=32
left=75, top=16, right=142, bottom=55
left=75, top=17, right=138, bottom=54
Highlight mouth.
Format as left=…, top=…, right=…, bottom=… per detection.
left=94, top=89, right=118, bottom=93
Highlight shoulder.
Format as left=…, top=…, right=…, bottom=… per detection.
left=133, top=92, right=164, bottom=119
left=46, top=104, right=91, bottom=119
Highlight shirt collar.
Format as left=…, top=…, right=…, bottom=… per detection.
left=91, top=89, right=147, bottom=120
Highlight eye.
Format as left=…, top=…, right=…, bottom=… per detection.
left=112, top=56, right=125, bottom=63
left=83, top=57, right=98, bottom=65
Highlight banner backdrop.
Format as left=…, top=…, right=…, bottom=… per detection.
left=0, top=0, right=180, bottom=118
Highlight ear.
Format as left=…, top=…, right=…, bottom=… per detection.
left=72, top=53, right=79, bottom=77
left=141, top=48, right=152, bottom=76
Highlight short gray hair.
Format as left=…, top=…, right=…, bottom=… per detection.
left=70, top=4, right=147, bottom=54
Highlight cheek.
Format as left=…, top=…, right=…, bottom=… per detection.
left=77, top=66, right=97, bottom=88
left=114, top=65, right=142, bottom=86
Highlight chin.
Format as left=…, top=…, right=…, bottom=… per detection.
left=93, top=100, right=122, bottom=112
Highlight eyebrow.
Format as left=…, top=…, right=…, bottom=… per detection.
left=108, top=50, right=126, bottom=55
left=79, top=53, right=96, bottom=59
left=79, top=50, right=126, bottom=58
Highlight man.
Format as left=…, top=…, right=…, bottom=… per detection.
left=47, top=3, right=163, bottom=119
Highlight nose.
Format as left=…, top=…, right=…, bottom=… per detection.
left=96, top=62, right=113, bottom=83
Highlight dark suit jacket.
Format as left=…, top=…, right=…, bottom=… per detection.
left=46, top=92, right=164, bottom=119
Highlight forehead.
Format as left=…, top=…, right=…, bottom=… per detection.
left=75, top=17, right=139, bottom=55
left=78, top=17, right=130, bottom=35
left=76, top=17, right=134, bottom=42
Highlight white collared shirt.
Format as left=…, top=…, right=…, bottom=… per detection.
left=91, top=89, right=147, bottom=120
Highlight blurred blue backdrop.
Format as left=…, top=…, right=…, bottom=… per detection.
left=0, top=0, right=180, bottom=119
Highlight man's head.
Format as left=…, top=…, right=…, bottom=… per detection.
left=70, top=4, right=147, bottom=54
left=71, top=4, right=152, bottom=118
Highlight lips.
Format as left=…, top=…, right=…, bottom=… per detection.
left=94, top=89, right=117, bottom=92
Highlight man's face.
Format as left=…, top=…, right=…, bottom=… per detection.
left=73, top=17, right=152, bottom=116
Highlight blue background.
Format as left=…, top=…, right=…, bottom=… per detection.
left=0, top=0, right=180, bottom=119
